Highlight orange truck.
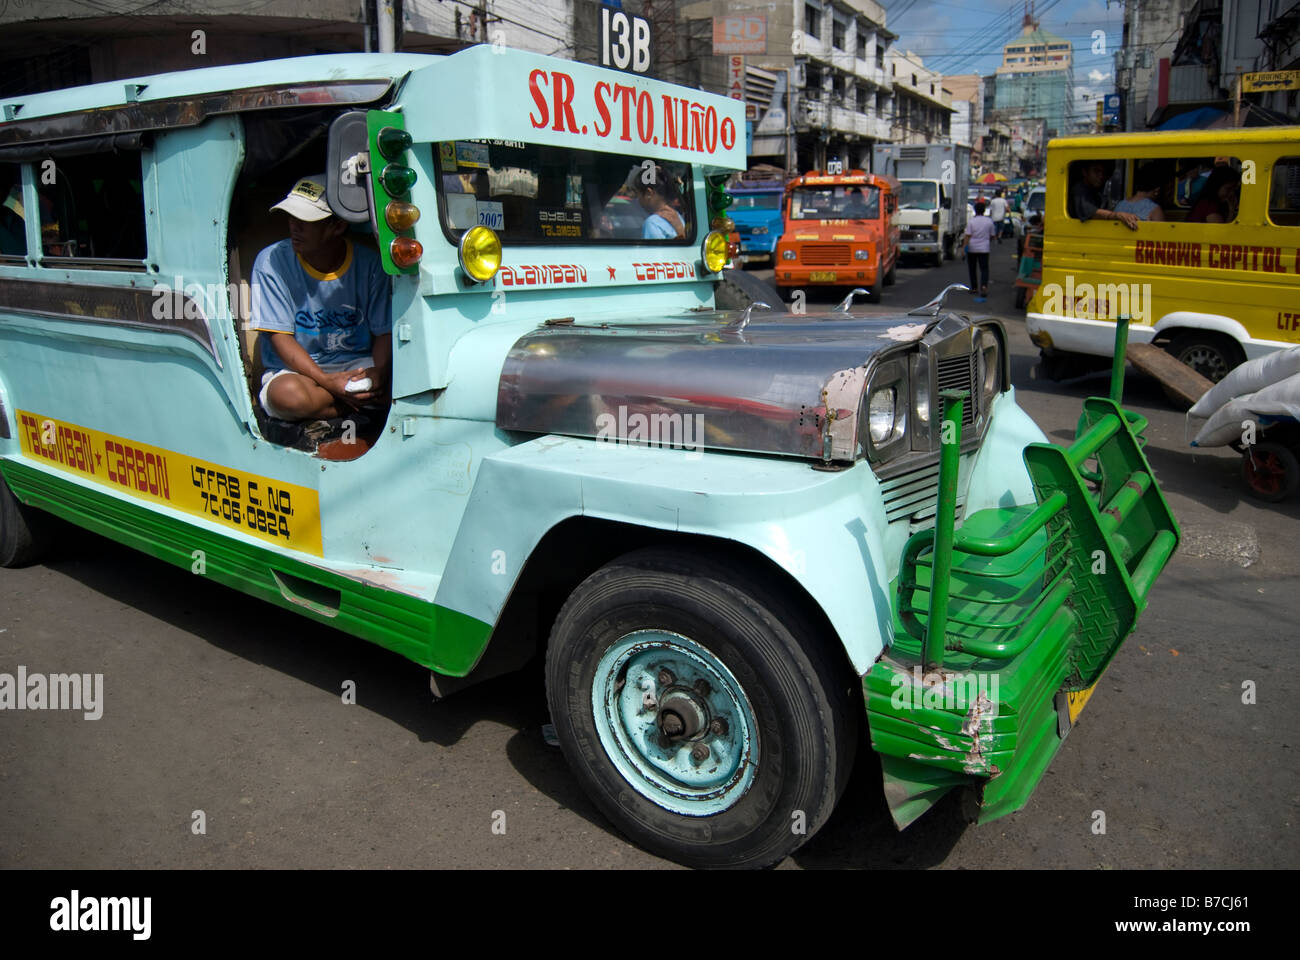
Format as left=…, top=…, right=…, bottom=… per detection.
left=774, top=169, right=900, bottom=302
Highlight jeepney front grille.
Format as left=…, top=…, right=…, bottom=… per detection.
left=936, top=353, right=978, bottom=427
left=879, top=461, right=967, bottom=532
left=800, top=244, right=850, bottom=266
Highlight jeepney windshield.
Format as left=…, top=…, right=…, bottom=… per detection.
left=789, top=185, right=880, bottom=220
left=434, top=140, right=695, bottom=244
left=731, top=193, right=781, bottom=210
left=897, top=181, right=938, bottom=210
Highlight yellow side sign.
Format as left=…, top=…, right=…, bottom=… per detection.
left=16, top=411, right=323, bottom=556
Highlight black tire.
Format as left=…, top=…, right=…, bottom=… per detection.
left=1165, top=330, right=1245, bottom=384
left=866, top=259, right=883, bottom=303
left=943, top=235, right=954, bottom=261
left=545, top=548, right=857, bottom=869
left=1241, top=442, right=1300, bottom=503
left=0, top=470, right=46, bottom=568
left=932, top=250, right=943, bottom=268
left=883, top=255, right=896, bottom=286
left=1014, top=286, right=1027, bottom=310
left=714, top=268, right=789, bottom=314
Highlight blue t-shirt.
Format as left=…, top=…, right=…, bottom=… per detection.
left=642, top=213, right=677, bottom=240
left=251, top=239, right=391, bottom=373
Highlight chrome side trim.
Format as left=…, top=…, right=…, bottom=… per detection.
left=0, top=81, right=394, bottom=147
left=0, top=277, right=221, bottom=367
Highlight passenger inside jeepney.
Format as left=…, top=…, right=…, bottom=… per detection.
left=628, top=163, right=687, bottom=240
left=0, top=176, right=22, bottom=256
left=1068, top=160, right=1139, bottom=231
left=248, top=174, right=392, bottom=427
left=1188, top=164, right=1240, bottom=223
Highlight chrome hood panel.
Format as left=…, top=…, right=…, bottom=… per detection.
left=495, top=310, right=946, bottom=461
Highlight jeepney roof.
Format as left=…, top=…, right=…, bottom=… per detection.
left=1046, top=126, right=1300, bottom=152
left=0, top=53, right=437, bottom=125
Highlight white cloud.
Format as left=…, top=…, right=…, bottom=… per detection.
left=1088, top=69, right=1113, bottom=85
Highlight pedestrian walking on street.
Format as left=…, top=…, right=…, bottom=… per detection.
left=963, top=200, right=997, bottom=301
left=988, top=189, right=1009, bottom=244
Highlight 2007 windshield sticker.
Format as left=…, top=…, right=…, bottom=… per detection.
left=16, top=411, right=323, bottom=556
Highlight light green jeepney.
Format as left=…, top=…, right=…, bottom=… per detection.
left=0, top=47, right=1178, bottom=868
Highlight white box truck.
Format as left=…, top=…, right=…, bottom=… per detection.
left=872, top=143, right=970, bottom=267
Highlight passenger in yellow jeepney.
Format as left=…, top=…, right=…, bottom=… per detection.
left=249, top=175, right=392, bottom=423
left=1069, top=160, right=1139, bottom=231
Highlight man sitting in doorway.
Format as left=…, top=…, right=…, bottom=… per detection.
left=250, top=174, right=392, bottom=423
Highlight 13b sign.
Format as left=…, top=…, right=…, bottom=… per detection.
left=598, top=4, right=652, bottom=73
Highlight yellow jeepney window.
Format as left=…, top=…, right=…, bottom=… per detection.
left=1267, top=157, right=1300, bottom=227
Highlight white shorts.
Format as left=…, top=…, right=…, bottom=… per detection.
left=259, top=357, right=373, bottom=421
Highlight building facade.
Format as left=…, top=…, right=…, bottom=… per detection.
left=885, top=49, right=953, bottom=146
left=680, top=0, right=899, bottom=172
left=991, top=6, right=1071, bottom=140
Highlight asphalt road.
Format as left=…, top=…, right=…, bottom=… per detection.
left=2, top=244, right=1296, bottom=870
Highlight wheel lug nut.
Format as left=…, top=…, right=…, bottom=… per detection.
left=709, top=718, right=728, bottom=736
left=695, top=679, right=711, bottom=696
left=641, top=692, right=657, bottom=711
left=658, top=669, right=675, bottom=686
left=692, top=742, right=710, bottom=762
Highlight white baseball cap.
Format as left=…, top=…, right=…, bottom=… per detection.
left=270, top=174, right=332, bottom=221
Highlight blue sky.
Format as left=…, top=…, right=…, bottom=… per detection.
left=884, top=0, right=1125, bottom=124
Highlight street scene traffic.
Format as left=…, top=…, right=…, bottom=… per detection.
left=0, top=0, right=1297, bottom=880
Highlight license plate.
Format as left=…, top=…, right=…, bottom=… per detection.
left=1055, top=683, right=1099, bottom=738
left=810, top=271, right=836, bottom=281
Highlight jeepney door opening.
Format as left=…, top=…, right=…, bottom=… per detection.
left=227, top=107, right=390, bottom=460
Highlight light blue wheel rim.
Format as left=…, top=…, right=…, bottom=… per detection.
left=592, top=629, right=759, bottom=816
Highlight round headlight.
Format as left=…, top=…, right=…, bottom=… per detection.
left=868, top=387, right=897, bottom=444
left=459, top=226, right=502, bottom=283
left=782, top=249, right=797, bottom=260
left=702, top=230, right=728, bottom=273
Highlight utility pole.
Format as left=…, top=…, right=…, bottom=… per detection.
left=378, top=0, right=395, bottom=53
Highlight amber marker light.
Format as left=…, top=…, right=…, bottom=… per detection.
left=390, top=236, right=423, bottom=269
left=385, top=200, right=421, bottom=231
left=701, top=230, right=728, bottom=274
left=458, top=225, right=502, bottom=283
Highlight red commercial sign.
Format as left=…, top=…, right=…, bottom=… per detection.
left=713, top=15, right=766, bottom=54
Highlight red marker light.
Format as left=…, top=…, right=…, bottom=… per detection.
left=390, top=237, right=423, bottom=269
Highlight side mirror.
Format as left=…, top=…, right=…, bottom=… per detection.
left=326, top=111, right=374, bottom=224
left=941, top=196, right=951, bottom=209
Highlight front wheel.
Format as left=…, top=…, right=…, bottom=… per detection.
left=866, top=259, right=883, bottom=303
left=1165, top=330, right=1244, bottom=383
left=545, top=549, right=857, bottom=869
left=883, top=255, right=897, bottom=286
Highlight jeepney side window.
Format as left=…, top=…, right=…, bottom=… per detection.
left=0, top=162, right=24, bottom=259
left=36, top=150, right=147, bottom=265
left=1065, top=160, right=1127, bottom=222
left=1165, top=156, right=1241, bottom=224
left=1266, top=157, right=1300, bottom=227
